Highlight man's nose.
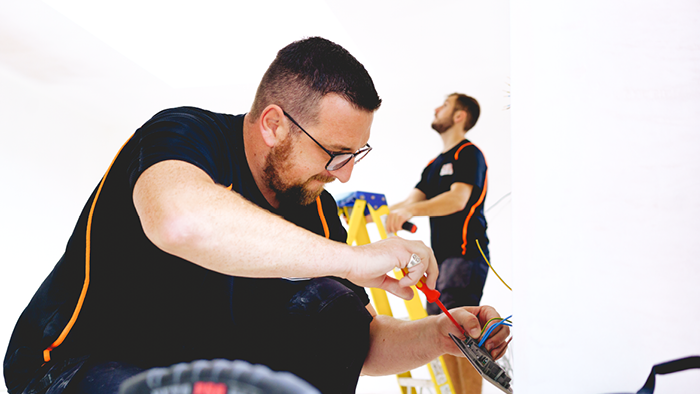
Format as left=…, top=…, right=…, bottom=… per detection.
left=329, top=159, right=355, bottom=183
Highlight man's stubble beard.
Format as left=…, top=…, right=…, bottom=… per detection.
left=431, top=116, right=454, bottom=134
left=262, top=137, right=336, bottom=207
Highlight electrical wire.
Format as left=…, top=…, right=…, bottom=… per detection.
left=478, top=314, right=512, bottom=348
left=485, top=191, right=511, bottom=213
left=476, top=239, right=512, bottom=291
left=479, top=317, right=512, bottom=337
left=478, top=320, right=511, bottom=348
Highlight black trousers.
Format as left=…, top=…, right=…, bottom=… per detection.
left=22, top=278, right=372, bottom=394
left=426, top=255, right=489, bottom=315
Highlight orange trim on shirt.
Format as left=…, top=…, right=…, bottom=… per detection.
left=43, top=136, right=132, bottom=363
left=461, top=173, right=488, bottom=255
left=315, top=196, right=330, bottom=239
left=458, top=142, right=488, bottom=255
left=454, top=142, right=473, bottom=160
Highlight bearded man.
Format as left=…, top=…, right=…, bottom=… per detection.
left=386, top=93, right=491, bottom=394
left=5, top=41, right=508, bottom=394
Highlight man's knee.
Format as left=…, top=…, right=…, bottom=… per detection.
left=288, top=278, right=368, bottom=319
left=275, top=278, right=372, bottom=393
left=67, top=361, right=144, bottom=394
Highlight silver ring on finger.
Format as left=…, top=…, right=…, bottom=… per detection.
left=407, top=253, right=421, bottom=268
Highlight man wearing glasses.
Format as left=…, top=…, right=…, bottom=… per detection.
left=5, top=38, right=508, bottom=394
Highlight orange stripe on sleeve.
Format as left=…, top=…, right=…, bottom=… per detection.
left=315, top=196, right=330, bottom=239
left=43, top=136, right=132, bottom=363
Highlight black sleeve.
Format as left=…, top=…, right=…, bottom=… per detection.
left=319, top=191, right=371, bottom=306
left=126, top=107, right=233, bottom=188
left=319, top=191, right=348, bottom=244
left=453, top=145, right=487, bottom=188
left=415, top=159, right=434, bottom=193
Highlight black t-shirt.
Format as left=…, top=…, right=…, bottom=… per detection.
left=416, top=140, right=489, bottom=262
left=4, top=107, right=369, bottom=393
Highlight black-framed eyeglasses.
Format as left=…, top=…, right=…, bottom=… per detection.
left=282, top=110, right=372, bottom=171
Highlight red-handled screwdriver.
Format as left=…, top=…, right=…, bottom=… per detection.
left=401, top=267, right=467, bottom=337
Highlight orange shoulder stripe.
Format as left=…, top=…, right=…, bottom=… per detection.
left=43, top=136, right=132, bottom=363
left=315, top=196, right=330, bottom=239
left=454, top=142, right=473, bottom=160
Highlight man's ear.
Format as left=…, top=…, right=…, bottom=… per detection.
left=259, top=105, right=288, bottom=147
left=453, top=109, right=468, bottom=127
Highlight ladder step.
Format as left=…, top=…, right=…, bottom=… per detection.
left=397, top=377, right=433, bottom=388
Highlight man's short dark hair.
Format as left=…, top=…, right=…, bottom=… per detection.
left=250, top=37, right=382, bottom=126
left=451, top=93, right=480, bottom=132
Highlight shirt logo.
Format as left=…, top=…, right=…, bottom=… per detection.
left=440, top=163, right=454, bottom=176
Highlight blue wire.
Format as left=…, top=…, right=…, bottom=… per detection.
left=478, top=320, right=512, bottom=348
left=478, top=315, right=512, bottom=348
left=478, top=316, right=512, bottom=347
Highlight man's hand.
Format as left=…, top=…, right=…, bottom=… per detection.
left=361, top=303, right=509, bottom=376
left=385, top=207, right=414, bottom=234
left=439, top=306, right=511, bottom=360
left=347, top=237, right=438, bottom=300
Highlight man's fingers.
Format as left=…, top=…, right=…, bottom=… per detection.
left=407, top=254, right=421, bottom=268
left=384, top=214, right=395, bottom=233
left=400, top=244, right=438, bottom=290
left=379, top=275, right=415, bottom=301
left=400, top=253, right=424, bottom=279
left=480, top=318, right=511, bottom=357
left=423, top=252, right=438, bottom=289
left=491, top=337, right=512, bottom=360
left=397, top=271, right=421, bottom=289
left=386, top=211, right=411, bottom=235
left=387, top=218, right=403, bottom=234
left=484, top=323, right=510, bottom=345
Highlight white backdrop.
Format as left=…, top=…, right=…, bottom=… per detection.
left=1, top=0, right=698, bottom=393
left=511, top=1, right=700, bottom=393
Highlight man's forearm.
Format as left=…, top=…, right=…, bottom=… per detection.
left=361, top=315, right=446, bottom=376
left=404, top=190, right=468, bottom=217
left=134, top=160, right=354, bottom=279
left=392, top=184, right=472, bottom=220
left=389, top=189, right=427, bottom=212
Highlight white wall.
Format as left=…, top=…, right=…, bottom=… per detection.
left=2, top=0, right=698, bottom=393
left=512, top=1, right=700, bottom=393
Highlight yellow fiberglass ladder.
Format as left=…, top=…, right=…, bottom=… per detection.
left=336, top=191, right=456, bottom=394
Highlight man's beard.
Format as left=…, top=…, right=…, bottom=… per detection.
left=431, top=116, right=454, bottom=134
left=262, top=138, right=336, bottom=207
